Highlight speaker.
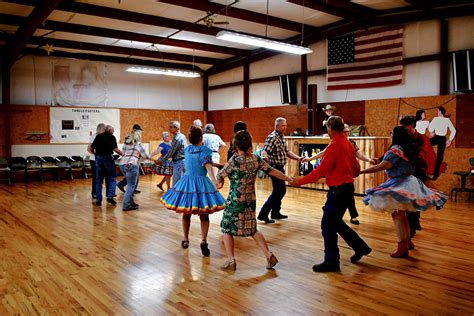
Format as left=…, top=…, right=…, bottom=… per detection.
left=452, top=50, right=473, bottom=92
left=279, top=75, right=297, bottom=104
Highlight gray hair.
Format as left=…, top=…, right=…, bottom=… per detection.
left=204, top=123, right=215, bottom=134
left=162, top=131, right=170, bottom=138
left=105, top=125, right=114, bottom=133
left=275, top=117, right=287, bottom=127
left=193, top=119, right=203, bottom=128
left=96, top=123, right=106, bottom=133
left=169, top=121, right=180, bottom=129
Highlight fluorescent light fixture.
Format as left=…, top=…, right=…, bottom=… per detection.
left=126, top=67, right=200, bottom=78
left=216, top=30, right=312, bottom=55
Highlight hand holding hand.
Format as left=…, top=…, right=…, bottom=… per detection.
left=301, top=157, right=310, bottom=163
left=290, top=177, right=301, bottom=187
left=371, top=158, right=380, bottom=165
left=446, top=140, right=452, bottom=147
left=215, top=180, right=224, bottom=189
left=155, top=159, right=163, bottom=166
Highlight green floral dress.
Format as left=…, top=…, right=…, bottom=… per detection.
left=217, top=154, right=273, bottom=237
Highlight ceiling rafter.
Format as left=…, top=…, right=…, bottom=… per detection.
left=321, top=0, right=376, bottom=16
left=0, top=14, right=249, bottom=56
left=26, top=36, right=221, bottom=65
left=6, top=0, right=63, bottom=67
left=287, top=0, right=358, bottom=19
left=207, top=1, right=474, bottom=75
left=157, top=0, right=319, bottom=33
left=22, top=47, right=203, bottom=71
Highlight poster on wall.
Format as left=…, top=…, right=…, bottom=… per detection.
left=52, top=59, right=108, bottom=106
left=50, top=107, right=120, bottom=143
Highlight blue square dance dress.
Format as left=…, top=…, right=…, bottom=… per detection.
left=364, top=145, right=447, bottom=213
left=160, top=145, right=226, bottom=214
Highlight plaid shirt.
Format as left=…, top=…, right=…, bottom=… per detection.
left=160, top=131, right=187, bottom=162
left=262, top=130, right=288, bottom=167
left=119, top=142, right=150, bottom=166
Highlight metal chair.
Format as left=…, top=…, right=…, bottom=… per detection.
left=0, top=157, right=11, bottom=185
left=26, top=156, right=45, bottom=182
left=42, top=156, right=61, bottom=180
left=10, top=157, right=27, bottom=182
left=56, top=156, right=74, bottom=180
left=71, top=156, right=88, bottom=179
left=451, top=157, right=474, bottom=202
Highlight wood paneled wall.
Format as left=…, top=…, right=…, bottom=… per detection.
left=315, top=101, right=365, bottom=135
left=206, top=105, right=308, bottom=143
left=120, top=109, right=204, bottom=144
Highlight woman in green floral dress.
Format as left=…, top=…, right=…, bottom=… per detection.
left=216, top=131, right=292, bottom=271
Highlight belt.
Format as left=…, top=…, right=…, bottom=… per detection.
left=212, top=150, right=219, bottom=153
left=329, top=183, right=354, bottom=190
left=172, top=158, right=184, bottom=162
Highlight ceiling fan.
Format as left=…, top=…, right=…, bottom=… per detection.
left=201, top=12, right=230, bottom=28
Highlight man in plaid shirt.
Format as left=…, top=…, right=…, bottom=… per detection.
left=258, top=117, right=302, bottom=223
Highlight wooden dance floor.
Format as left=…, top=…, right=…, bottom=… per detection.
left=1, top=176, right=473, bottom=315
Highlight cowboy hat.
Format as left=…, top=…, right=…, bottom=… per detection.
left=322, top=104, right=336, bottom=111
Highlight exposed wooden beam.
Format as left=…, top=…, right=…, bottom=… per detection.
left=158, top=0, right=319, bottom=33
left=22, top=47, right=204, bottom=72
left=287, top=0, right=355, bottom=19
left=203, top=74, right=208, bottom=111
left=6, top=0, right=63, bottom=67
left=243, top=62, right=249, bottom=108
left=301, top=55, right=307, bottom=104
left=27, top=37, right=221, bottom=65
left=439, top=19, right=448, bottom=95
left=0, top=14, right=249, bottom=56
left=322, top=0, right=375, bottom=17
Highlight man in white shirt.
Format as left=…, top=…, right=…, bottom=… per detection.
left=428, top=106, right=456, bottom=180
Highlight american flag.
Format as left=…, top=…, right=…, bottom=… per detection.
left=327, top=26, right=404, bottom=90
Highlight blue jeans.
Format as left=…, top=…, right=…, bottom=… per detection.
left=321, top=183, right=369, bottom=266
left=95, top=155, right=117, bottom=202
left=120, top=164, right=139, bottom=209
left=259, top=166, right=286, bottom=218
left=172, top=159, right=185, bottom=186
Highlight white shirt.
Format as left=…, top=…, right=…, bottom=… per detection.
left=88, top=134, right=97, bottom=160
left=428, top=117, right=456, bottom=141
left=203, top=133, right=226, bottom=163
left=415, top=120, right=429, bottom=135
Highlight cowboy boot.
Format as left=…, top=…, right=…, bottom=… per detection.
left=407, top=239, right=415, bottom=250
left=390, top=241, right=409, bottom=258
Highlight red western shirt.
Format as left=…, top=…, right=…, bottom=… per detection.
left=297, top=133, right=360, bottom=187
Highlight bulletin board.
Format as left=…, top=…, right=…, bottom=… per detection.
left=50, top=107, right=120, bottom=143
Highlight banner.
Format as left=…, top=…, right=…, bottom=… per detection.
left=50, top=107, right=120, bottom=143
left=52, top=59, right=108, bottom=106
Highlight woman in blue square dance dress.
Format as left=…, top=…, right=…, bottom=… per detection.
left=152, top=131, right=173, bottom=191
left=161, top=126, right=226, bottom=256
left=216, top=130, right=292, bottom=271
left=360, top=126, right=447, bottom=258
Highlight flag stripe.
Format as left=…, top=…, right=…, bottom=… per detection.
left=327, top=79, right=403, bottom=90
left=328, top=69, right=403, bottom=82
left=327, top=26, right=404, bottom=90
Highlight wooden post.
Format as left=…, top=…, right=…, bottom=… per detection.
left=301, top=55, right=307, bottom=104
left=203, top=74, right=208, bottom=111
left=1, top=59, right=12, bottom=158
left=308, top=84, right=318, bottom=135
left=440, top=19, right=448, bottom=95
left=243, top=62, right=249, bottom=108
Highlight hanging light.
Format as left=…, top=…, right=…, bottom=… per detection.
left=126, top=67, right=200, bottom=78
left=216, top=30, right=312, bottom=55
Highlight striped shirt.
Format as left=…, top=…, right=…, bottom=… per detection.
left=262, top=130, right=288, bottom=168
left=119, top=142, right=150, bottom=166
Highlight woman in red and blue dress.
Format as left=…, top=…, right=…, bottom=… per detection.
left=361, top=126, right=447, bottom=258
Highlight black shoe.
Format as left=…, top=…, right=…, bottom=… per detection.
left=107, top=198, right=117, bottom=205
left=271, top=213, right=288, bottom=220
left=123, top=206, right=139, bottom=211
left=95, top=201, right=101, bottom=206
left=134, top=190, right=141, bottom=194
left=117, top=184, right=125, bottom=193
left=200, top=241, right=210, bottom=257
left=131, top=202, right=139, bottom=207
left=312, top=262, right=340, bottom=273
left=350, top=218, right=360, bottom=225
left=257, top=215, right=275, bottom=224
left=350, top=247, right=372, bottom=263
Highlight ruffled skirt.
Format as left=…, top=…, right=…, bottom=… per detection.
left=151, top=160, right=173, bottom=176
left=160, top=175, right=226, bottom=214
left=364, top=175, right=447, bottom=213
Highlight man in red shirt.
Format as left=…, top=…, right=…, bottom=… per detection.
left=291, top=116, right=371, bottom=272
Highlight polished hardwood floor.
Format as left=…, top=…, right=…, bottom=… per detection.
left=1, top=175, right=473, bottom=315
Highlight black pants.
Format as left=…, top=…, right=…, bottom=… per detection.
left=347, top=195, right=359, bottom=219
left=259, top=166, right=286, bottom=219
left=322, top=183, right=370, bottom=265
left=430, top=135, right=446, bottom=179
left=91, top=160, right=96, bottom=196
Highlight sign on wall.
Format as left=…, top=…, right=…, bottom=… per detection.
left=52, top=60, right=108, bottom=106
left=50, top=107, right=120, bottom=143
